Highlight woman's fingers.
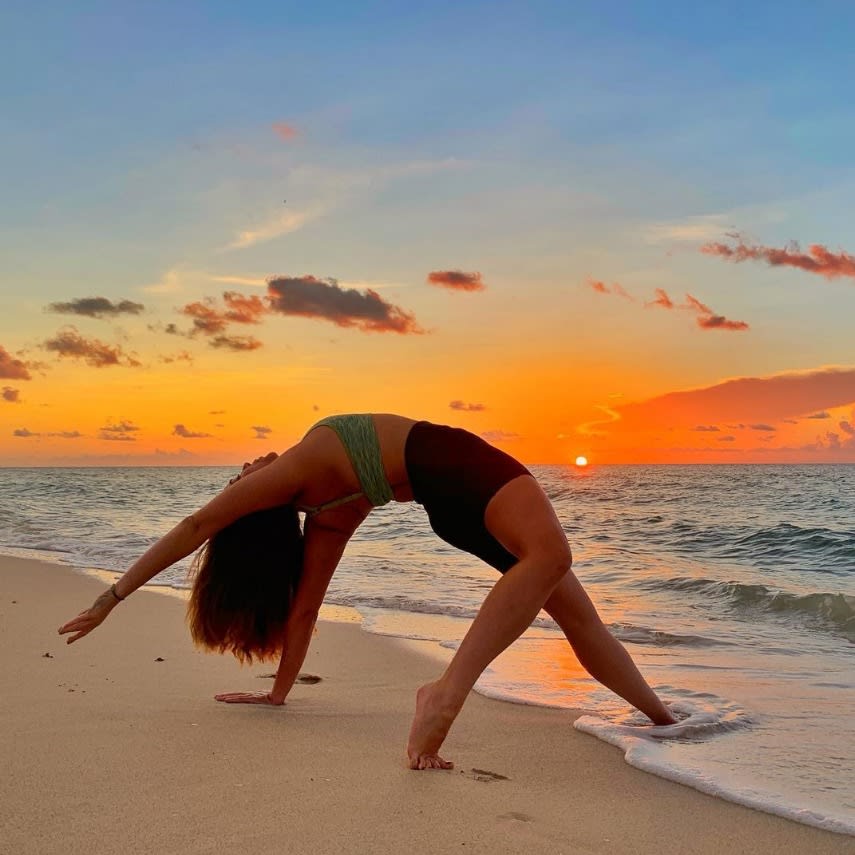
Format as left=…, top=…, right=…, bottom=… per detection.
left=214, top=691, right=273, bottom=704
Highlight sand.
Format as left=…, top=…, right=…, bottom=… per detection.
left=1, top=554, right=851, bottom=855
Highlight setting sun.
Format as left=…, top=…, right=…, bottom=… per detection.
left=575, top=456, right=588, bottom=467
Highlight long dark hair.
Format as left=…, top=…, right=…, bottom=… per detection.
left=187, top=504, right=304, bottom=663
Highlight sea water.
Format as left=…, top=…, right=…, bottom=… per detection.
left=1, top=464, right=852, bottom=835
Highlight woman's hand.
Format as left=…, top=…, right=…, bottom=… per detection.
left=214, top=691, right=284, bottom=706
left=57, top=589, right=118, bottom=644
left=226, top=452, right=279, bottom=487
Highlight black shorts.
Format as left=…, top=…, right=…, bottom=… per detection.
left=404, top=421, right=532, bottom=573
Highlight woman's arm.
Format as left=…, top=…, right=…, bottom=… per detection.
left=215, top=521, right=352, bottom=706
left=58, top=449, right=303, bottom=643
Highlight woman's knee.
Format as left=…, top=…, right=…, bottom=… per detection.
left=525, top=541, right=572, bottom=587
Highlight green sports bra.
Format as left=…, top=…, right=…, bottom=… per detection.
left=297, top=414, right=395, bottom=517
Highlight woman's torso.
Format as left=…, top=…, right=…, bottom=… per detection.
left=291, top=413, right=419, bottom=533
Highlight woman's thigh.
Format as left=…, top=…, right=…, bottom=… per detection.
left=483, top=474, right=571, bottom=564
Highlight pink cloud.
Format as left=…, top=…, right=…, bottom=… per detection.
left=586, top=367, right=855, bottom=434
left=588, top=279, right=634, bottom=300
left=701, top=236, right=855, bottom=281
left=427, top=270, right=485, bottom=292
left=647, top=289, right=749, bottom=331
left=272, top=122, right=299, bottom=141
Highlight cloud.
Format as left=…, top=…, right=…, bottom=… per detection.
left=224, top=157, right=462, bottom=251
left=649, top=289, right=749, bottom=331
left=46, top=297, right=144, bottom=318
left=427, top=270, right=485, bottom=292
left=209, top=334, right=263, bottom=351
left=227, top=208, right=322, bottom=250
left=266, top=276, right=423, bottom=334
left=591, top=281, right=747, bottom=330
left=583, top=366, right=855, bottom=435
left=252, top=425, right=272, bottom=440
left=647, top=288, right=675, bottom=309
left=159, top=351, right=194, bottom=364
left=587, top=279, right=634, bottom=300
left=806, top=411, right=830, bottom=419
left=180, top=292, right=267, bottom=335
left=479, top=430, right=520, bottom=442
left=2, top=387, right=20, bottom=403
left=692, top=425, right=720, bottom=432
left=701, top=235, right=855, bottom=281
left=99, top=420, right=139, bottom=442
left=173, top=424, right=213, bottom=439
left=750, top=424, right=776, bottom=432
left=272, top=122, right=299, bottom=141
left=0, top=345, right=33, bottom=380
left=210, top=410, right=226, bottom=415
left=13, top=428, right=37, bottom=437
left=450, top=400, right=486, bottom=412
left=718, top=435, right=736, bottom=442
left=644, top=214, right=732, bottom=244
left=43, top=327, right=141, bottom=368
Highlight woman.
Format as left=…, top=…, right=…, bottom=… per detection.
left=59, top=413, right=676, bottom=770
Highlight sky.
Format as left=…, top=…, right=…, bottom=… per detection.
left=2, top=0, right=855, bottom=465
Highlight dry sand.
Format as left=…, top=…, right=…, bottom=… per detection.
left=1, top=554, right=851, bottom=855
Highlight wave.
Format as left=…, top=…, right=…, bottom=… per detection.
left=574, top=700, right=855, bottom=836
left=641, top=576, right=855, bottom=642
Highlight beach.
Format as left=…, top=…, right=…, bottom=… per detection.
left=1, top=555, right=851, bottom=855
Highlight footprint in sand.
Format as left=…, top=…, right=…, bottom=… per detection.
left=466, top=768, right=509, bottom=783
left=257, top=672, right=322, bottom=684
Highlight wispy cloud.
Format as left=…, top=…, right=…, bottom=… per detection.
left=46, top=297, right=144, bottom=318
left=227, top=207, right=323, bottom=250
left=159, top=351, right=194, bottom=365
left=43, top=327, right=141, bottom=368
left=701, top=235, right=855, bottom=281
left=450, top=400, right=486, bottom=412
left=224, top=157, right=463, bottom=251
left=209, top=335, right=263, bottom=351
left=591, top=281, right=748, bottom=331
left=272, top=122, right=299, bottom=141
left=587, top=279, right=634, bottom=300
left=644, top=214, right=732, bottom=244
left=252, top=425, right=272, bottom=440
left=2, top=387, right=21, bottom=403
left=12, top=427, right=81, bottom=439
left=173, top=424, right=213, bottom=439
left=480, top=430, right=520, bottom=443
left=427, top=270, right=485, bottom=292
left=0, top=345, right=33, bottom=380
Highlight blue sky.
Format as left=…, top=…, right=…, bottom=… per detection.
left=2, top=2, right=855, bottom=463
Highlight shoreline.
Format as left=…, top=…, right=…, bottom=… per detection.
left=2, top=554, right=852, bottom=854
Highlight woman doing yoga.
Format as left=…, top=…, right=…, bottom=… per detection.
left=58, top=413, right=677, bottom=769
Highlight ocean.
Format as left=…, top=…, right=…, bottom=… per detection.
left=1, top=464, right=853, bottom=835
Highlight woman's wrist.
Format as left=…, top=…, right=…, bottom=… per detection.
left=110, top=583, right=126, bottom=603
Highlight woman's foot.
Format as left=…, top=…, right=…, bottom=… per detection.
left=406, top=682, right=457, bottom=770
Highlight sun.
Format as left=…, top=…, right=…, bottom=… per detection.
left=575, top=456, right=588, bottom=467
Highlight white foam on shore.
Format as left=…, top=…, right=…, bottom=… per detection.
left=574, top=701, right=855, bottom=837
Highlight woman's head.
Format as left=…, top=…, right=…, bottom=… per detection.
left=187, top=504, right=304, bottom=663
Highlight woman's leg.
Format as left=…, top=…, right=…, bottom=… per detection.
left=407, top=475, right=571, bottom=769
left=543, top=573, right=676, bottom=725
